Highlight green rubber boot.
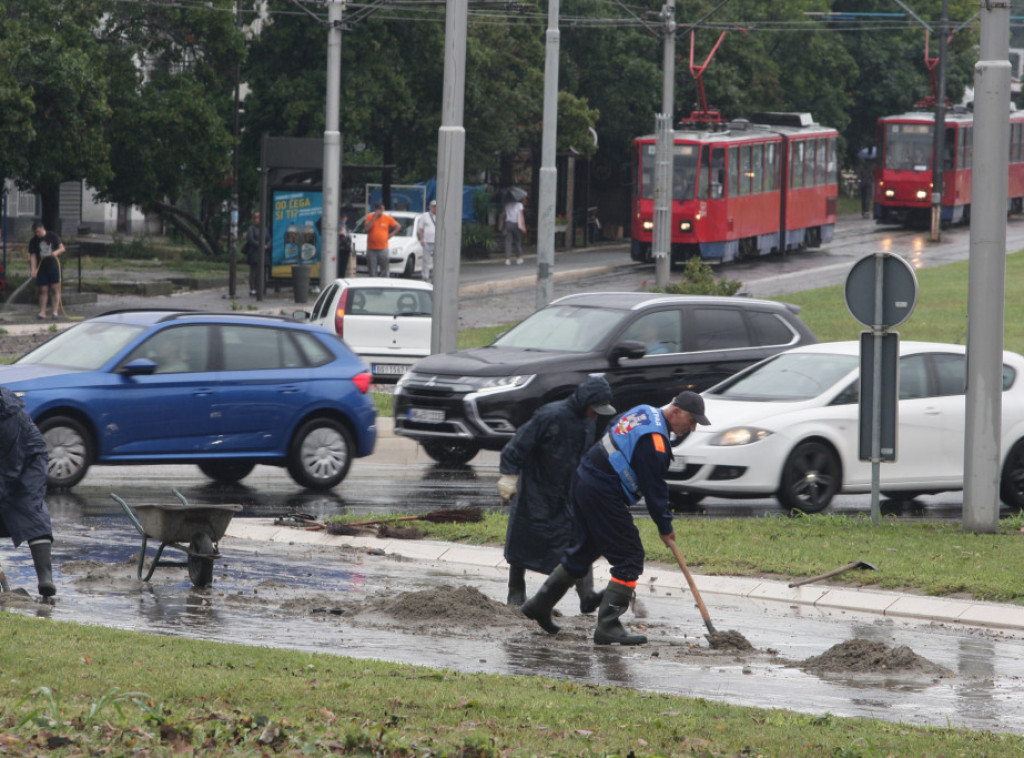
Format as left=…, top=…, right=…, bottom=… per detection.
left=575, top=567, right=603, bottom=614
left=506, top=565, right=526, bottom=606
left=520, top=564, right=575, bottom=634
left=29, top=540, right=56, bottom=598
left=593, top=581, right=646, bottom=645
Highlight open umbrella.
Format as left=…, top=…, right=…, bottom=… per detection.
left=496, top=186, right=528, bottom=204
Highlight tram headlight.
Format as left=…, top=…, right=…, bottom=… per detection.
left=678, top=220, right=692, bottom=232
left=642, top=219, right=654, bottom=231
left=915, top=189, right=928, bottom=201
left=884, top=188, right=896, bottom=199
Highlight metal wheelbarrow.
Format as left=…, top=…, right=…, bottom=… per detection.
left=111, top=490, right=242, bottom=588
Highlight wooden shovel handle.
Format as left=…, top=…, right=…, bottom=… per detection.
left=667, top=540, right=717, bottom=635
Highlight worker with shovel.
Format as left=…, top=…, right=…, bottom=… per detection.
left=0, top=386, right=56, bottom=598
left=497, top=375, right=617, bottom=610
left=521, top=391, right=710, bottom=645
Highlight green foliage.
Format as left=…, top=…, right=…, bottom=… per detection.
left=470, top=188, right=492, bottom=225
left=650, top=256, right=742, bottom=296
left=460, top=222, right=498, bottom=255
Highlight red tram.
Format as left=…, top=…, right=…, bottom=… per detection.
left=630, top=111, right=840, bottom=265
left=873, top=105, right=1024, bottom=226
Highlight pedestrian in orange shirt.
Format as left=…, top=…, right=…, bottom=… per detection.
left=363, top=202, right=400, bottom=277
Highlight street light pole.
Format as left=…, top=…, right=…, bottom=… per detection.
left=652, top=0, right=675, bottom=290
left=321, top=0, right=344, bottom=284
left=535, top=0, right=560, bottom=309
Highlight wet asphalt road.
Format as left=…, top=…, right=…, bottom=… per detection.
left=6, top=214, right=1024, bottom=734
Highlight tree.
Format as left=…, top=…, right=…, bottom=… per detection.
left=98, top=0, right=244, bottom=257
left=3, top=0, right=113, bottom=231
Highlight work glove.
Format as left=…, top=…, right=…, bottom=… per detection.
left=497, top=474, right=519, bottom=505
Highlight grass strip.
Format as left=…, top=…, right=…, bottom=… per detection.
left=1, top=612, right=1021, bottom=756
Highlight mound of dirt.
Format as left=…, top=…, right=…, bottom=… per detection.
left=706, top=629, right=753, bottom=651
left=363, top=584, right=525, bottom=630
left=798, top=638, right=950, bottom=676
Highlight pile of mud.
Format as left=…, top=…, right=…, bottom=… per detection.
left=798, top=638, right=951, bottom=676
left=364, top=584, right=525, bottom=630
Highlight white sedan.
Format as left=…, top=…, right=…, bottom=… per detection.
left=668, top=341, right=1024, bottom=513
left=352, top=211, right=423, bottom=278
left=299, top=277, right=432, bottom=383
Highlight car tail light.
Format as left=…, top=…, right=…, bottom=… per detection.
left=335, top=287, right=349, bottom=337
left=351, top=371, right=372, bottom=394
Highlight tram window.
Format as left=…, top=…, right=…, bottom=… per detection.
left=638, top=144, right=656, bottom=200
left=728, top=146, right=739, bottom=198
left=1013, top=123, right=1021, bottom=163
left=739, top=145, right=751, bottom=196
left=672, top=145, right=698, bottom=200
left=712, top=147, right=725, bottom=199
left=965, top=126, right=972, bottom=169
left=816, top=138, right=828, bottom=186
left=764, top=143, right=777, bottom=191
left=790, top=141, right=805, bottom=189
left=957, top=131, right=966, bottom=169
left=943, top=127, right=955, bottom=171
left=751, top=144, right=764, bottom=194
left=827, top=136, right=838, bottom=184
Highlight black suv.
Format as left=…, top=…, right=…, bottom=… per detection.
left=392, top=292, right=816, bottom=464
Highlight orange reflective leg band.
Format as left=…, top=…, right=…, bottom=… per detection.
left=610, top=577, right=637, bottom=589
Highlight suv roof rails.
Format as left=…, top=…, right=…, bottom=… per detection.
left=96, top=308, right=291, bottom=324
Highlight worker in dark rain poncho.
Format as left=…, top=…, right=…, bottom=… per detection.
left=522, top=391, right=710, bottom=645
left=0, top=386, right=56, bottom=597
left=496, top=375, right=617, bottom=610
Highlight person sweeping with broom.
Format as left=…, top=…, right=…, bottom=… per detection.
left=521, top=391, right=710, bottom=645
left=496, top=375, right=617, bottom=610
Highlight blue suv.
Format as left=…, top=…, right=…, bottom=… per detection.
left=0, top=310, right=377, bottom=490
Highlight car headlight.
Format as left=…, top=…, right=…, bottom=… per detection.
left=467, top=374, right=535, bottom=395
left=12, top=390, right=26, bottom=398
left=711, top=427, right=773, bottom=446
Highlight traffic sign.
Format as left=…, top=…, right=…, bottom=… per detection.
left=844, top=253, right=918, bottom=328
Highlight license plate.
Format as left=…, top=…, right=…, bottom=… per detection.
left=408, top=408, right=445, bottom=423
left=372, top=363, right=410, bottom=376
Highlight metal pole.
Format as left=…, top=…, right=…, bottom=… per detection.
left=653, top=0, right=675, bottom=289
left=930, top=0, right=949, bottom=242
left=257, top=133, right=269, bottom=302
left=229, top=0, right=241, bottom=297
left=432, top=0, right=467, bottom=354
left=321, top=0, right=343, bottom=285
left=963, top=0, right=1010, bottom=534
left=870, top=253, right=884, bottom=525
left=535, top=0, right=560, bottom=309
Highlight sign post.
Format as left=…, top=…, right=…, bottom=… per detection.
left=844, top=253, right=918, bottom=523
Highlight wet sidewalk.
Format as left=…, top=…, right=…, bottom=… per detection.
left=226, top=518, right=1024, bottom=635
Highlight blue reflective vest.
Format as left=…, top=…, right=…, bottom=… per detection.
left=600, top=404, right=670, bottom=503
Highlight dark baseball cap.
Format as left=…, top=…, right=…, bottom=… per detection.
left=672, top=390, right=710, bottom=425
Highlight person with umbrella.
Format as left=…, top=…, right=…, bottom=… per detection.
left=501, top=187, right=527, bottom=266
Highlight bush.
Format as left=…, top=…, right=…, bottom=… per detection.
left=651, top=256, right=742, bottom=296
left=461, top=222, right=498, bottom=257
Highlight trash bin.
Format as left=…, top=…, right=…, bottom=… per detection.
left=292, top=265, right=312, bottom=303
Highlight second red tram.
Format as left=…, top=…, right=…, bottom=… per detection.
left=630, top=111, right=840, bottom=266
left=874, top=105, right=1024, bottom=226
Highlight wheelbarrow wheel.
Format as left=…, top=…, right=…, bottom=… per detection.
left=188, top=532, right=215, bottom=588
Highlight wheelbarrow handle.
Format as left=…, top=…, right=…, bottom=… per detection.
left=110, top=492, right=146, bottom=537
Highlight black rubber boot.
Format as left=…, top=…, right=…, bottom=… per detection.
left=29, top=540, right=56, bottom=598
left=506, top=565, right=526, bottom=606
left=520, top=564, right=575, bottom=634
left=594, top=581, right=646, bottom=645
left=575, top=567, right=603, bottom=614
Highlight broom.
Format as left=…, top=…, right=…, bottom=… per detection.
left=326, top=507, right=484, bottom=534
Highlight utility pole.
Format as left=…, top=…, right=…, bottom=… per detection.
left=963, top=0, right=1010, bottom=533
left=432, top=0, right=468, bottom=354
left=535, top=0, right=560, bottom=308
left=930, top=0, right=949, bottom=242
left=321, top=0, right=344, bottom=284
left=229, top=0, right=242, bottom=298
left=652, top=0, right=675, bottom=290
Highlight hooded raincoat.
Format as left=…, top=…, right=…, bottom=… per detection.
left=499, top=376, right=612, bottom=574
left=0, top=386, right=52, bottom=546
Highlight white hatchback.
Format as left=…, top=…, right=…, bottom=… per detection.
left=668, top=341, right=1024, bottom=513
left=301, top=278, right=432, bottom=383
left=351, top=211, right=423, bottom=278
